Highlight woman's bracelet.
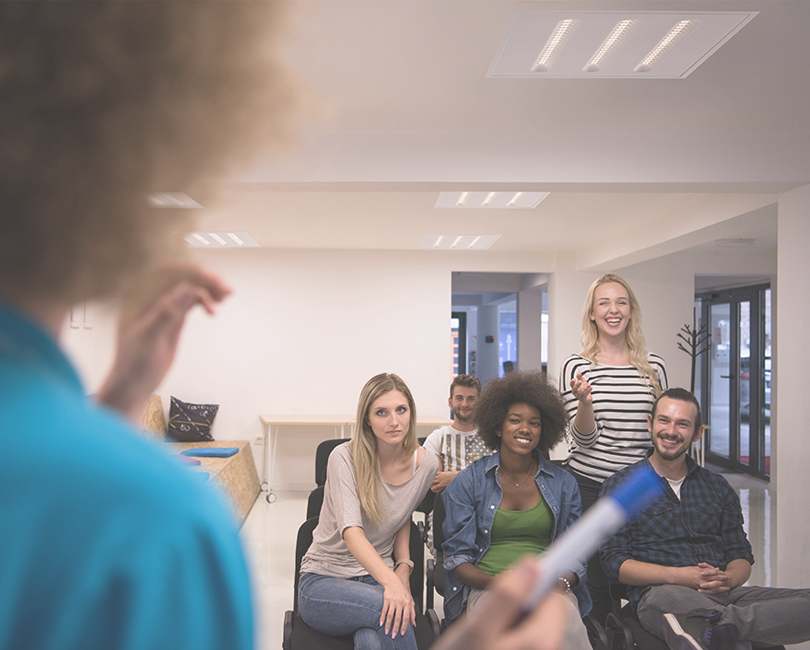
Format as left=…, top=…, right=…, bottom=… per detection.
left=557, top=576, right=572, bottom=594
left=395, top=558, right=414, bottom=575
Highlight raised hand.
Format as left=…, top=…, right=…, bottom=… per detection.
left=570, top=372, right=593, bottom=404
left=96, top=264, right=231, bottom=421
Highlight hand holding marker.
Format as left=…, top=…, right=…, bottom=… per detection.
left=523, top=465, right=663, bottom=612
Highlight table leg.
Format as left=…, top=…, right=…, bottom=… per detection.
left=265, top=424, right=278, bottom=503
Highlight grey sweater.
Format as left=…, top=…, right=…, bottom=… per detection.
left=301, top=442, right=437, bottom=578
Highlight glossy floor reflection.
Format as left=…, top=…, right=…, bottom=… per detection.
left=240, top=469, right=775, bottom=650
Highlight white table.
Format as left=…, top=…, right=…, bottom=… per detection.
left=258, top=415, right=352, bottom=502
left=257, top=415, right=453, bottom=502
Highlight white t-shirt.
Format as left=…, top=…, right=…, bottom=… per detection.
left=422, top=425, right=489, bottom=471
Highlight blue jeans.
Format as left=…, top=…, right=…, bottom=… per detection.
left=298, top=572, right=418, bottom=650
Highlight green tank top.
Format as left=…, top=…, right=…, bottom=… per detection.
left=476, top=497, right=553, bottom=576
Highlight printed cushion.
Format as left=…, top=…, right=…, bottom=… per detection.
left=167, top=396, right=219, bottom=442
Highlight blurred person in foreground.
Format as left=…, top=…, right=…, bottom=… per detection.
left=0, top=3, right=292, bottom=649
left=0, top=3, right=571, bottom=650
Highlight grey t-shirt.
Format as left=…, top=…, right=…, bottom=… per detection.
left=300, top=442, right=438, bottom=578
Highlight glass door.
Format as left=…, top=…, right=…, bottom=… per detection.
left=699, top=285, right=770, bottom=479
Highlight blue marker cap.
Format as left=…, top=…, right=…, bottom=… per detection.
left=608, top=465, right=664, bottom=517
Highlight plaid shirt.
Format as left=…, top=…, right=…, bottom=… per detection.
left=600, top=450, right=754, bottom=612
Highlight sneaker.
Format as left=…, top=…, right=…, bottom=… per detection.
left=662, top=612, right=738, bottom=650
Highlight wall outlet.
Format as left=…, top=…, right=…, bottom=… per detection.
left=254, top=436, right=264, bottom=446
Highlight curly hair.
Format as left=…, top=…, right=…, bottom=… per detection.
left=0, top=1, right=294, bottom=304
left=474, top=371, right=568, bottom=454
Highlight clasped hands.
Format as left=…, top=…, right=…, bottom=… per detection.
left=679, top=562, right=735, bottom=594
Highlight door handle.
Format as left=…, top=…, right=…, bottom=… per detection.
left=720, top=375, right=732, bottom=379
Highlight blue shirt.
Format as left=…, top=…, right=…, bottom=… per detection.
left=441, top=450, right=591, bottom=621
left=600, top=450, right=755, bottom=612
left=0, top=300, right=254, bottom=650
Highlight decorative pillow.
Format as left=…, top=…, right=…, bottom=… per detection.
left=140, top=394, right=166, bottom=440
left=167, top=396, right=219, bottom=442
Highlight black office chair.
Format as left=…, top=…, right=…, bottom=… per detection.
left=425, top=491, right=447, bottom=613
left=283, top=517, right=440, bottom=650
left=604, top=583, right=667, bottom=650
left=306, top=485, right=324, bottom=520
left=314, top=438, right=350, bottom=486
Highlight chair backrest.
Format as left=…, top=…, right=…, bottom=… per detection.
left=306, top=485, right=325, bottom=520
left=292, top=516, right=320, bottom=614
left=408, top=519, right=425, bottom=612
left=315, top=439, right=349, bottom=486
left=433, top=491, right=448, bottom=552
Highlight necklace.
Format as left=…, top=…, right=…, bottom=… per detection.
left=499, top=463, right=534, bottom=487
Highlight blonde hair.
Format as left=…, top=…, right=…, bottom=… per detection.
left=349, top=373, right=418, bottom=524
left=580, top=274, right=662, bottom=395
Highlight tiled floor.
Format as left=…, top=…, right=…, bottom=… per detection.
left=241, top=467, right=776, bottom=650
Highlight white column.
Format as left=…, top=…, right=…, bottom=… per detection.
left=776, top=184, right=810, bottom=592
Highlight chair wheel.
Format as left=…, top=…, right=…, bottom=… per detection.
left=266, top=492, right=277, bottom=503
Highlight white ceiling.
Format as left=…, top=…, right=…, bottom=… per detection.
left=189, top=0, right=809, bottom=272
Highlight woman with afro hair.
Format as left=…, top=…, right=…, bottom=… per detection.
left=441, top=371, right=592, bottom=650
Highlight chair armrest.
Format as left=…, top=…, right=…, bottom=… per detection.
left=605, top=612, right=634, bottom=650
left=425, top=608, right=441, bottom=640
left=583, top=614, right=609, bottom=650
left=426, top=558, right=435, bottom=611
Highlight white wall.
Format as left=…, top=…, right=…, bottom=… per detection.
left=60, top=245, right=710, bottom=489
left=63, top=249, right=556, bottom=490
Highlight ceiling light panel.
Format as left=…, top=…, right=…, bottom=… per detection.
left=488, top=11, right=757, bottom=79
left=184, top=231, right=259, bottom=248
left=147, top=192, right=203, bottom=209
left=435, top=192, right=549, bottom=209
left=420, top=234, right=501, bottom=251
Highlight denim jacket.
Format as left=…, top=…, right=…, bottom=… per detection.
left=441, top=450, right=591, bottom=621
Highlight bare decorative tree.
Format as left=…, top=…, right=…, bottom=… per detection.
left=677, top=309, right=712, bottom=393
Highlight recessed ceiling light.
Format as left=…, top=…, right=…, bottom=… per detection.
left=584, top=19, right=636, bottom=72
left=184, top=231, right=259, bottom=248
left=489, top=11, right=757, bottom=79
left=532, top=19, right=580, bottom=72
left=420, top=234, right=501, bottom=250
left=147, top=192, right=203, bottom=209
left=634, top=20, right=697, bottom=72
left=435, top=192, right=549, bottom=209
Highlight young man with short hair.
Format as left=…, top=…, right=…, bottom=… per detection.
left=423, top=374, right=487, bottom=493
left=601, top=388, right=810, bottom=650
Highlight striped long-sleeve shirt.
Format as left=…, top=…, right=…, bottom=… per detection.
left=559, top=353, right=668, bottom=483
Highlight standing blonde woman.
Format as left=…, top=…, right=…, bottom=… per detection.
left=299, top=373, right=438, bottom=650
left=559, top=273, right=667, bottom=623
